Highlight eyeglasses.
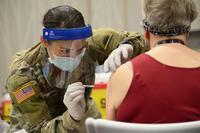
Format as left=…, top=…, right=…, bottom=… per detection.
left=56, top=46, right=86, bottom=57
left=48, top=40, right=86, bottom=57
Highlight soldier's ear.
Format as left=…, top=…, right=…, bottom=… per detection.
left=40, top=36, right=48, bottom=48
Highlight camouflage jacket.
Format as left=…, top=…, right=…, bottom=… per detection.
left=6, top=28, right=147, bottom=133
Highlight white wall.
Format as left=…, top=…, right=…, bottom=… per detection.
left=0, top=0, right=200, bottom=97
left=192, top=0, right=200, bottom=31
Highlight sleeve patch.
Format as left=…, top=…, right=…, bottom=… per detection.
left=13, top=83, right=36, bottom=103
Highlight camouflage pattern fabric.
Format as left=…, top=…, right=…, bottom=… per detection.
left=6, top=28, right=147, bottom=133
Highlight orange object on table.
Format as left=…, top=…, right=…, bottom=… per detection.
left=2, top=93, right=11, bottom=123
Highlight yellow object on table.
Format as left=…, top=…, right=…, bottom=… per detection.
left=91, top=84, right=107, bottom=118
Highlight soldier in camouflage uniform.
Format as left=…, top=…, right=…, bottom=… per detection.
left=6, top=5, right=147, bottom=133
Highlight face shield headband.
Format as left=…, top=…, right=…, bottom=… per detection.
left=142, top=19, right=190, bottom=37
left=43, top=25, right=93, bottom=40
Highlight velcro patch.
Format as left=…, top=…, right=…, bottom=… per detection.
left=13, top=83, right=36, bottom=103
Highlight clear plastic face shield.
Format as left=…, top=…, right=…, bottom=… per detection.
left=42, top=25, right=93, bottom=89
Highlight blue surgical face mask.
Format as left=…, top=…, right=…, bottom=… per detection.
left=48, top=48, right=86, bottom=72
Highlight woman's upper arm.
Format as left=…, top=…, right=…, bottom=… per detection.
left=106, top=61, right=133, bottom=120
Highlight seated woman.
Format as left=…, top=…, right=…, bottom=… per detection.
left=106, top=0, right=200, bottom=123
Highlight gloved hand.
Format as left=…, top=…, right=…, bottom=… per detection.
left=103, top=44, right=133, bottom=72
left=63, top=82, right=86, bottom=121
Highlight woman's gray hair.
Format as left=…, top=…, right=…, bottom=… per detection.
left=142, top=0, right=198, bottom=36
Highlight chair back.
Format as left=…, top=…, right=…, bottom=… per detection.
left=85, top=118, right=200, bottom=133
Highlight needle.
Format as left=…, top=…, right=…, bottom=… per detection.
left=83, top=85, right=95, bottom=88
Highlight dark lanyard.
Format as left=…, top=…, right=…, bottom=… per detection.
left=157, top=39, right=185, bottom=45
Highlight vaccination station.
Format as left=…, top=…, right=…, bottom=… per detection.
left=0, top=0, right=200, bottom=133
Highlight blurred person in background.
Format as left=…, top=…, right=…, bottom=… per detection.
left=106, top=0, right=200, bottom=123
left=6, top=5, right=147, bottom=133
left=0, top=117, right=9, bottom=133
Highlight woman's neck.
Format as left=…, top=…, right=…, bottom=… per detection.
left=150, top=33, right=187, bottom=48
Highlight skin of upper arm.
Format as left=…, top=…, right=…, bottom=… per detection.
left=106, top=61, right=133, bottom=120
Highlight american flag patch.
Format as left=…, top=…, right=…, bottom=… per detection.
left=13, top=83, right=36, bottom=103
